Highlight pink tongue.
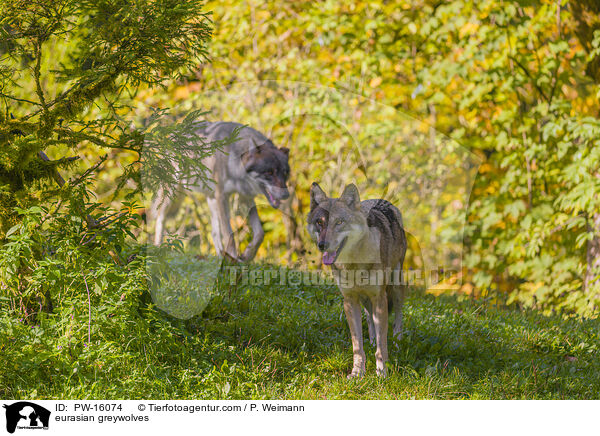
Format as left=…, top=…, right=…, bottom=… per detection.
left=267, top=191, right=280, bottom=208
left=322, top=251, right=336, bottom=265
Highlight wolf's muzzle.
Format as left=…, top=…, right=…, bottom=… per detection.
left=263, top=185, right=289, bottom=208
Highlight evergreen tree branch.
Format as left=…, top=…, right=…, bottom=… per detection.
left=37, top=151, right=99, bottom=228
left=0, top=93, right=41, bottom=107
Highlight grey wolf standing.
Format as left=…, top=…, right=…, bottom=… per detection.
left=151, top=121, right=290, bottom=261
left=307, top=183, right=407, bottom=377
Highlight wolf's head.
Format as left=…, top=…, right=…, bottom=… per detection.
left=242, top=140, right=290, bottom=208
left=307, top=183, right=368, bottom=266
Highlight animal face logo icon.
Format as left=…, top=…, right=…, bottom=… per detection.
left=3, top=402, right=50, bottom=434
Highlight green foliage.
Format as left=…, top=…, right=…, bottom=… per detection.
left=1, top=260, right=599, bottom=399
left=137, top=1, right=479, bottom=276
left=147, top=249, right=221, bottom=320
left=0, top=0, right=213, bottom=238
left=135, top=0, right=600, bottom=314
left=0, top=200, right=141, bottom=319
left=414, top=0, right=600, bottom=314
left=1, top=0, right=600, bottom=402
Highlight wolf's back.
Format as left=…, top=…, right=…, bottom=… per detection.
left=197, top=121, right=270, bottom=154
left=361, top=199, right=407, bottom=267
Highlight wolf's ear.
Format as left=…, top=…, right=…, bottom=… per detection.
left=241, top=139, right=263, bottom=164
left=310, top=182, right=326, bottom=210
left=249, top=139, right=265, bottom=155
left=341, top=184, right=360, bottom=209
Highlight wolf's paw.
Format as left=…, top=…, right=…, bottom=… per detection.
left=238, top=252, right=252, bottom=263
left=391, top=329, right=406, bottom=349
left=223, top=251, right=243, bottom=264
left=376, top=366, right=388, bottom=378
left=347, top=367, right=365, bottom=379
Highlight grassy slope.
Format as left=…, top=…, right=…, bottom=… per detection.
left=2, top=262, right=599, bottom=399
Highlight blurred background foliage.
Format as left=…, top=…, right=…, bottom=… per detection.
left=1, top=0, right=600, bottom=318
left=133, top=0, right=600, bottom=315
left=139, top=82, right=478, bottom=282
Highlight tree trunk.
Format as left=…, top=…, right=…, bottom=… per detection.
left=570, top=1, right=600, bottom=296
left=282, top=179, right=304, bottom=265
left=584, top=210, right=600, bottom=294
left=571, top=0, right=600, bottom=82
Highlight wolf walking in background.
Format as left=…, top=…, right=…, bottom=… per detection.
left=151, top=121, right=290, bottom=261
left=307, top=183, right=407, bottom=377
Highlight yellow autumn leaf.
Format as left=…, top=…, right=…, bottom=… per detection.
left=369, top=77, right=382, bottom=88
left=173, top=86, right=190, bottom=100
left=459, top=22, right=479, bottom=38
left=255, top=10, right=270, bottom=21
left=479, top=163, right=493, bottom=173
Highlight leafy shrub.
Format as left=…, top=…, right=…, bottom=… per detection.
left=147, top=247, right=221, bottom=320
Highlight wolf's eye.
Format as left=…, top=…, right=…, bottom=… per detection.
left=335, top=219, right=344, bottom=227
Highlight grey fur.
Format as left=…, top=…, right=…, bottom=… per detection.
left=307, top=183, right=407, bottom=377
left=150, top=121, right=290, bottom=261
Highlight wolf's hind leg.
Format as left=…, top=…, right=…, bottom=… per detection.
left=362, top=297, right=376, bottom=346
left=391, top=282, right=406, bottom=340
left=370, top=289, right=389, bottom=377
left=206, top=196, right=224, bottom=256
left=150, top=187, right=177, bottom=246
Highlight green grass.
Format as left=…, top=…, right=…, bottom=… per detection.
left=2, top=262, right=599, bottom=399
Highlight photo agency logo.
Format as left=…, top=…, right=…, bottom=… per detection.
left=139, top=81, right=482, bottom=319
left=2, top=402, right=50, bottom=434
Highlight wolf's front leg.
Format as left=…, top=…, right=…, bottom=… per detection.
left=371, top=289, right=389, bottom=377
left=239, top=200, right=264, bottom=262
left=207, top=194, right=236, bottom=259
left=343, top=296, right=366, bottom=378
